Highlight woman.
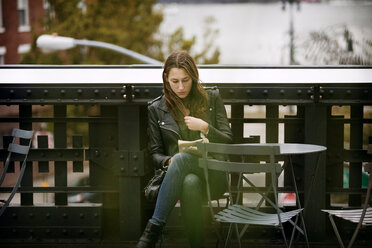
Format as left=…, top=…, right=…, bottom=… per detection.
left=137, top=50, right=232, bottom=248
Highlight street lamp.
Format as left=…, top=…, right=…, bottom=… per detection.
left=36, top=34, right=162, bottom=65
left=281, top=0, right=300, bottom=65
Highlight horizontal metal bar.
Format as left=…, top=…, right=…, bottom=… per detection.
left=326, top=188, right=369, bottom=194
left=343, top=149, right=372, bottom=162
left=0, top=117, right=116, bottom=123
left=0, top=186, right=117, bottom=193
left=0, top=148, right=85, bottom=162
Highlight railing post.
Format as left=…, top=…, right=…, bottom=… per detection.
left=54, top=105, right=67, bottom=206
left=349, top=105, right=363, bottom=207
left=304, top=103, right=327, bottom=240
left=117, top=104, right=147, bottom=240
left=89, top=106, right=119, bottom=240
left=326, top=110, right=344, bottom=208
left=19, top=105, right=33, bottom=205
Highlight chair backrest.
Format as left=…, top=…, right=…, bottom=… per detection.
left=0, top=128, right=34, bottom=217
left=197, top=142, right=282, bottom=174
left=8, top=128, right=34, bottom=155
left=0, top=128, right=34, bottom=186
left=197, top=142, right=281, bottom=156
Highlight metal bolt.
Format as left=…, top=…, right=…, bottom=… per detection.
left=120, top=154, right=125, bottom=160
left=26, top=89, right=32, bottom=95
left=121, top=167, right=125, bottom=172
left=123, top=94, right=127, bottom=99
left=310, top=95, right=314, bottom=100
left=77, top=89, right=83, bottom=94
left=133, top=167, right=138, bottom=172
left=133, top=155, right=138, bottom=160
left=80, top=213, right=84, bottom=219
left=94, top=89, right=99, bottom=94
left=280, top=90, right=285, bottom=95
left=346, top=90, right=351, bottom=95
left=263, top=90, right=268, bottom=96
left=60, top=89, right=65, bottom=95
left=111, top=89, right=116, bottom=94
left=63, top=213, right=68, bottom=218
left=95, top=150, right=100, bottom=157
left=10, top=89, right=14, bottom=94
left=44, top=89, right=49, bottom=95
left=329, top=90, right=334, bottom=95
left=229, top=89, right=235, bottom=94
left=132, top=94, right=135, bottom=99
left=144, top=89, right=150, bottom=94
left=297, top=89, right=302, bottom=95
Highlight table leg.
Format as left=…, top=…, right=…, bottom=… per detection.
left=289, top=155, right=310, bottom=247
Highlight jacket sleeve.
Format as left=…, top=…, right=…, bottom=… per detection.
left=148, top=104, right=172, bottom=169
left=206, top=89, right=233, bottom=144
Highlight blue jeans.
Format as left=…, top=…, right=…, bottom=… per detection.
left=150, top=152, right=226, bottom=226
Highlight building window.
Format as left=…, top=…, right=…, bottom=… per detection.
left=0, top=46, right=6, bottom=64
left=18, top=44, right=31, bottom=54
left=0, top=0, right=5, bottom=33
left=18, top=0, right=30, bottom=32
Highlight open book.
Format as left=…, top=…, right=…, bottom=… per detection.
left=178, top=138, right=209, bottom=156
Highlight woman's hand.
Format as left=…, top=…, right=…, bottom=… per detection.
left=184, top=116, right=209, bottom=135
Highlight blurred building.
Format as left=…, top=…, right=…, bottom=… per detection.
left=0, top=0, right=44, bottom=64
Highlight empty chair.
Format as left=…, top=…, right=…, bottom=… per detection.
left=0, top=128, right=34, bottom=216
left=197, top=142, right=305, bottom=248
left=322, top=161, right=372, bottom=248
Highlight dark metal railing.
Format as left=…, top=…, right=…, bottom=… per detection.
left=0, top=65, right=371, bottom=247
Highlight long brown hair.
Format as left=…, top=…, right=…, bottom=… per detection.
left=163, top=51, right=208, bottom=122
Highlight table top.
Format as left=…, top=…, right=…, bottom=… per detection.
left=243, top=143, right=327, bottom=155
left=277, top=143, right=327, bottom=155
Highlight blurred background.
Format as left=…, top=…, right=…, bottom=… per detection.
left=0, top=0, right=371, bottom=65
left=0, top=0, right=371, bottom=205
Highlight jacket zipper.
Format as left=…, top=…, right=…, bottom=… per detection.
left=160, top=126, right=181, bottom=139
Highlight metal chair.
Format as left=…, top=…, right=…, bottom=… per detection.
left=0, top=128, right=34, bottom=216
left=322, top=160, right=372, bottom=248
left=197, top=142, right=304, bottom=248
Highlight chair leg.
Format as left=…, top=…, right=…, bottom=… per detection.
left=288, top=156, right=310, bottom=247
left=224, top=223, right=233, bottom=248
left=328, top=214, right=345, bottom=248
left=271, top=172, right=289, bottom=248
left=234, top=223, right=241, bottom=248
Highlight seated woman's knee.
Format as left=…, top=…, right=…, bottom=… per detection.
left=183, top=173, right=202, bottom=190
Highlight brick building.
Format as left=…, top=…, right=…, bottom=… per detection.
left=0, top=0, right=44, bottom=64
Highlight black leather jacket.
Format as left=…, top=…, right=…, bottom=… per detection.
left=147, top=87, right=233, bottom=169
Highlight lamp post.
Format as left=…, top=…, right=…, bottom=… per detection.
left=282, top=0, right=300, bottom=65
left=36, top=34, right=162, bottom=65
